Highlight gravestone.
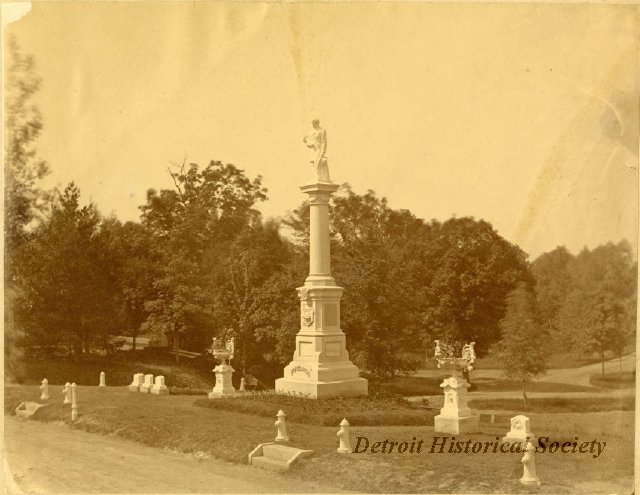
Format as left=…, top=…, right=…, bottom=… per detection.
left=336, top=418, right=352, bottom=453
left=71, top=383, right=78, bottom=421
left=128, top=373, right=144, bottom=392
left=150, top=375, right=169, bottom=395
left=520, top=440, right=541, bottom=485
left=140, top=374, right=154, bottom=393
left=503, top=415, right=535, bottom=444
left=39, top=379, right=49, bottom=400
left=275, top=410, right=289, bottom=442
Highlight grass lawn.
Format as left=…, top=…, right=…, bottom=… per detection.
left=194, top=391, right=436, bottom=426
left=469, top=397, right=635, bottom=414
left=4, top=385, right=634, bottom=493
left=9, top=356, right=213, bottom=389
left=378, top=376, right=596, bottom=397
left=589, top=371, right=636, bottom=389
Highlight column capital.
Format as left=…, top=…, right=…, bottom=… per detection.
left=300, top=182, right=339, bottom=204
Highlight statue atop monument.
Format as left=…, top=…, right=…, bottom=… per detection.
left=303, top=118, right=331, bottom=182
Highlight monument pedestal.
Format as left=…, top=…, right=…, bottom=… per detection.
left=208, top=363, right=237, bottom=398
left=275, top=182, right=367, bottom=399
left=434, top=374, right=478, bottom=434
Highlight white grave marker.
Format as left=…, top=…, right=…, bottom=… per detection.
left=71, top=383, right=78, bottom=421
left=275, top=410, right=289, bottom=442
left=336, top=418, right=352, bottom=453
left=62, top=382, right=71, bottom=404
left=140, top=374, right=154, bottom=393
left=128, top=373, right=144, bottom=392
left=150, top=375, right=169, bottom=395
left=503, top=415, right=535, bottom=444
left=39, top=378, right=49, bottom=400
left=520, top=440, right=541, bottom=486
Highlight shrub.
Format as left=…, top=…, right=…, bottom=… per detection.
left=193, top=391, right=436, bottom=426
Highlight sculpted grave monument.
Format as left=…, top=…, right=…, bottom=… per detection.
left=433, top=340, right=478, bottom=434
left=275, top=121, right=367, bottom=398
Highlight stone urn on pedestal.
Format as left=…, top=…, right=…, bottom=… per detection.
left=208, top=338, right=237, bottom=399
left=433, top=341, right=479, bottom=434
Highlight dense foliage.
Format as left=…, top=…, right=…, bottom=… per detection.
left=532, top=242, right=636, bottom=375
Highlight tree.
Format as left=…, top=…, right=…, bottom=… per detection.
left=97, top=219, right=160, bottom=352
left=284, top=185, right=531, bottom=380
left=284, top=185, right=428, bottom=380
left=14, top=183, right=124, bottom=355
left=495, top=283, right=549, bottom=406
left=422, top=217, right=531, bottom=354
left=4, top=38, right=50, bottom=380
left=140, top=160, right=267, bottom=362
left=531, top=246, right=573, bottom=330
left=553, top=242, right=636, bottom=373
left=4, top=37, right=50, bottom=252
left=215, top=220, right=294, bottom=376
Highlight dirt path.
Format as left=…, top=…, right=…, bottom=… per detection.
left=4, top=417, right=348, bottom=494
left=537, top=352, right=636, bottom=386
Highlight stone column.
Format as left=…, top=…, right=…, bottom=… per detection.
left=302, top=183, right=337, bottom=285
left=275, top=181, right=367, bottom=398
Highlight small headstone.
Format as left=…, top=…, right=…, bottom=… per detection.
left=39, top=379, right=49, bottom=400
left=239, top=377, right=246, bottom=392
left=99, top=371, right=106, bottom=387
left=71, top=383, right=78, bottom=421
left=140, top=374, right=154, bottom=393
left=336, top=418, right=352, bottom=453
left=520, top=440, right=541, bottom=486
left=275, top=410, right=289, bottom=442
left=62, top=382, right=71, bottom=404
left=503, top=415, right=535, bottom=444
left=128, top=373, right=144, bottom=392
left=150, top=375, right=169, bottom=395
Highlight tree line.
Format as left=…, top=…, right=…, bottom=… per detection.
left=5, top=41, right=636, bottom=384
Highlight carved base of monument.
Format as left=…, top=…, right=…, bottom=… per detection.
left=208, top=364, right=237, bottom=398
left=275, top=284, right=368, bottom=398
left=275, top=373, right=368, bottom=399
left=434, top=373, right=478, bottom=434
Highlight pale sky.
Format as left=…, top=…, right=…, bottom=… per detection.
left=5, top=2, right=639, bottom=259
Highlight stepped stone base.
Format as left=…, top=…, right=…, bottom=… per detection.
left=275, top=376, right=368, bottom=398
left=248, top=442, right=313, bottom=471
left=434, top=414, right=479, bottom=434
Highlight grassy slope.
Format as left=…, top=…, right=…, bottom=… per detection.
left=9, top=356, right=213, bottom=389
left=5, top=386, right=634, bottom=494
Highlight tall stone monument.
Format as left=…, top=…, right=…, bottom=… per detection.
left=275, top=120, right=368, bottom=398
